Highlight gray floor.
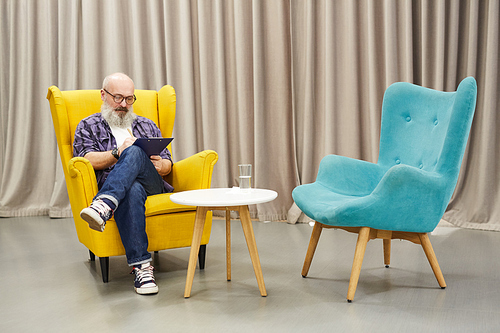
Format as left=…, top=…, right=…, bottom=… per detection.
left=1, top=216, right=500, bottom=332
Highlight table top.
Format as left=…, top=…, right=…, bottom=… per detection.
left=170, top=187, right=278, bottom=207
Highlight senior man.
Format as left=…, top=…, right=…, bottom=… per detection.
left=74, top=73, right=173, bottom=295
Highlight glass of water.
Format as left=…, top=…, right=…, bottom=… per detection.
left=238, top=164, right=252, bottom=189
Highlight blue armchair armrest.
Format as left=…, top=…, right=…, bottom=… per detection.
left=316, top=155, right=386, bottom=195
left=334, top=164, right=448, bottom=233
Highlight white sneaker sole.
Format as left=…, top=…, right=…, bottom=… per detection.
left=135, top=285, right=159, bottom=295
left=80, top=207, right=105, bottom=232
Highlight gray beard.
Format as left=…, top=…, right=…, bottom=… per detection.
left=101, top=102, right=137, bottom=128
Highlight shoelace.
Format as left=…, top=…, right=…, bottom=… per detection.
left=133, top=265, right=156, bottom=285
left=92, top=199, right=112, bottom=219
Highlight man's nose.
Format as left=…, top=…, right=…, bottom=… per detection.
left=119, top=99, right=128, bottom=107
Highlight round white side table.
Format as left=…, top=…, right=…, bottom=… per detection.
left=170, top=187, right=278, bottom=298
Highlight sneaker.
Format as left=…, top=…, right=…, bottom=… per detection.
left=80, top=199, right=114, bottom=232
left=131, top=263, right=158, bottom=295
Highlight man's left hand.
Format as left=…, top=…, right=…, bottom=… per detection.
left=150, top=155, right=163, bottom=172
left=150, top=155, right=172, bottom=177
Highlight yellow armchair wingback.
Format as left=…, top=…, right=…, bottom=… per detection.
left=47, top=85, right=218, bottom=282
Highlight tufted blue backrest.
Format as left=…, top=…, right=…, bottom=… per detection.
left=378, top=77, right=477, bottom=198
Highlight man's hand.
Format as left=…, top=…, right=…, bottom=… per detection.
left=118, top=137, right=137, bottom=156
left=150, top=155, right=172, bottom=177
left=84, top=138, right=136, bottom=171
left=150, top=155, right=162, bottom=172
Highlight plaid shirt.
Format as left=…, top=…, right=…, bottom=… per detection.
left=73, top=113, right=173, bottom=192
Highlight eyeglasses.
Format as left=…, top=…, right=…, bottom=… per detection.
left=103, top=88, right=137, bottom=105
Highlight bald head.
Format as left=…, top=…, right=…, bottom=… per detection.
left=102, top=73, right=134, bottom=91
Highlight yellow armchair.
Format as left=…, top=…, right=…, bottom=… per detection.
left=47, top=85, right=218, bottom=282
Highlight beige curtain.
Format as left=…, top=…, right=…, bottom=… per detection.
left=1, top=0, right=499, bottom=230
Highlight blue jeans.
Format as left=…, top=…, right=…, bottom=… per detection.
left=95, top=145, right=165, bottom=266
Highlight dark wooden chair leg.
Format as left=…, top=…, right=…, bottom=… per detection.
left=99, top=256, right=109, bottom=283
left=89, top=250, right=96, bottom=261
left=198, top=244, right=207, bottom=270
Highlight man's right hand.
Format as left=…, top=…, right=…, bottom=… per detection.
left=118, top=136, right=137, bottom=156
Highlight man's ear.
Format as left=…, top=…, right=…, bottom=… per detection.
left=100, top=89, right=106, bottom=101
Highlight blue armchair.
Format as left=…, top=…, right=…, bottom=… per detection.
left=292, top=77, right=477, bottom=302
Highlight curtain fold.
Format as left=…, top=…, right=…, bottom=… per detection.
left=1, top=0, right=499, bottom=230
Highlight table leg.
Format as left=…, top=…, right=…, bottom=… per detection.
left=184, top=206, right=208, bottom=298
left=238, top=205, right=267, bottom=297
left=226, top=208, right=231, bottom=281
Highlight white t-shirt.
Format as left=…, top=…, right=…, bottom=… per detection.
left=109, top=125, right=133, bottom=147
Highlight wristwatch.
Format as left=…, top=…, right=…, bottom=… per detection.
left=111, top=148, right=120, bottom=160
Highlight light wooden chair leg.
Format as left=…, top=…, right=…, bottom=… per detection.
left=383, top=239, right=391, bottom=268
left=301, top=222, right=323, bottom=277
left=347, top=227, right=370, bottom=302
left=418, top=233, right=446, bottom=288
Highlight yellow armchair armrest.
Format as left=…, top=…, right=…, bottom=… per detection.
left=67, top=157, right=99, bottom=212
left=166, top=150, right=218, bottom=192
